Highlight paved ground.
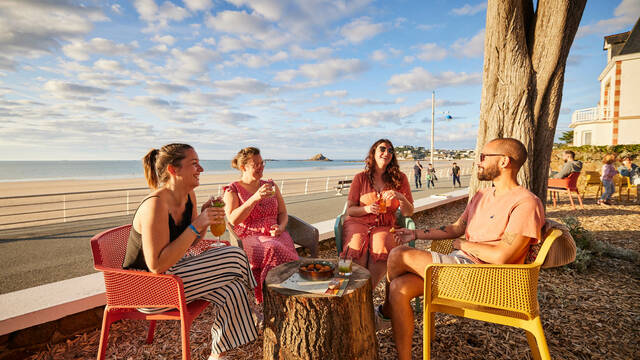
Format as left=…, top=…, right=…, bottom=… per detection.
left=0, top=176, right=470, bottom=294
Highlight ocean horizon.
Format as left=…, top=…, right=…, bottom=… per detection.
left=0, top=160, right=365, bottom=182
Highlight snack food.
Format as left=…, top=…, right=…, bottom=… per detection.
left=298, top=261, right=335, bottom=281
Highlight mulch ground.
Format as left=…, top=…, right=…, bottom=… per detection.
left=29, top=196, right=640, bottom=359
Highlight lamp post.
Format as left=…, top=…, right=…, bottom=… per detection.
left=430, top=91, right=435, bottom=165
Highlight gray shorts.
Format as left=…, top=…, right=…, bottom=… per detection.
left=430, top=250, right=474, bottom=264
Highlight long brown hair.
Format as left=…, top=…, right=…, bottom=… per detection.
left=142, top=143, right=193, bottom=189
left=364, top=139, right=403, bottom=190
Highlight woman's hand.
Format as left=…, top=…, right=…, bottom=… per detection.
left=269, top=224, right=286, bottom=237
left=382, top=190, right=406, bottom=202
left=393, top=228, right=416, bottom=245
left=192, top=206, right=225, bottom=231
left=251, top=183, right=275, bottom=202
left=364, top=202, right=380, bottom=215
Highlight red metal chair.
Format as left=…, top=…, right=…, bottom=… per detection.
left=90, top=225, right=227, bottom=360
left=547, top=172, right=584, bottom=210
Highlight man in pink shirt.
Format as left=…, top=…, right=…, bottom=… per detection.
left=378, top=138, right=545, bottom=360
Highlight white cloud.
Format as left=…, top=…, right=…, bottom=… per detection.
left=403, top=56, right=415, bottom=64
left=223, top=51, right=288, bottom=68
left=206, top=10, right=270, bottom=34
left=387, top=67, right=481, bottom=93
left=415, top=43, right=448, bottom=61
left=214, top=110, right=256, bottom=126
left=324, top=90, right=348, bottom=97
left=371, top=49, right=388, bottom=62
left=340, top=17, right=385, bottom=44
left=152, top=34, right=176, bottom=45
left=212, top=77, right=271, bottom=97
left=164, top=45, right=220, bottom=81
left=416, top=24, right=437, bottom=31
left=0, top=0, right=107, bottom=64
left=340, top=98, right=396, bottom=106
left=348, top=98, right=471, bottom=128
left=111, top=4, right=124, bottom=14
left=577, top=0, right=640, bottom=38
left=43, top=80, right=108, bottom=99
left=134, top=0, right=190, bottom=31
left=450, top=29, right=485, bottom=58
left=146, top=82, right=189, bottom=95
left=183, top=0, right=213, bottom=12
left=129, top=95, right=195, bottom=123
left=274, top=58, right=368, bottom=83
left=451, top=2, right=487, bottom=16
left=62, top=38, right=135, bottom=61
left=290, top=45, right=333, bottom=60
left=93, top=59, right=124, bottom=72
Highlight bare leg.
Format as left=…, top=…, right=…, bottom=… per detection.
left=367, top=254, right=387, bottom=290
left=382, top=246, right=433, bottom=317
left=390, top=274, right=425, bottom=360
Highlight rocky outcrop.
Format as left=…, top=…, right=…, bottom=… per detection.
left=308, top=154, right=332, bottom=161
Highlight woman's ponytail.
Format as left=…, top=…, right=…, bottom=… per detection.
left=143, top=148, right=160, bottom=189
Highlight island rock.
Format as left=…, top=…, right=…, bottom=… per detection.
left=308, top=153, right=332, bottom=161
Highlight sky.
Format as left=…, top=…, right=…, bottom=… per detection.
left=0, top=0, right=638, bottom=161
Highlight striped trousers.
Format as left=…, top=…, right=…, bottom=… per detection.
left=167, top=245, right=258, bottom=354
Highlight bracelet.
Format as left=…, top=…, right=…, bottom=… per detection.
left=188, top=224, right=201, bottom=238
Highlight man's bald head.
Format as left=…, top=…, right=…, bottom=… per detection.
left=487, top=138, right=528, bottom=170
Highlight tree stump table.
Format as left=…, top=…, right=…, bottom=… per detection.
left=263, top=259, right=379, bottom=360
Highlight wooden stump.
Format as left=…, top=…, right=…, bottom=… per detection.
left=263, top=259, right=379, bottom=360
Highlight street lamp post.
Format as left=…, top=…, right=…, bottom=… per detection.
left=430, top=91, right=435, bottom=165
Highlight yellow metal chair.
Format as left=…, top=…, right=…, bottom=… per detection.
left=616, top=175, right=637, bottom=202
left=581, top=171, right=602, bottom=199
left=423, top=228, right=563, bottom=360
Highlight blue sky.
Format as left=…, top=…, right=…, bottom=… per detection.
left=0, top=0, right=638, bottom=160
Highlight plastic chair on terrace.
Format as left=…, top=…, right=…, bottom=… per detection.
left=618, top=175, right=637, bottom=202
left=547, top=172, right=583, bottom=209
left=581, top=171, right=602, bottom=199
left=422, top=226, right=566, bottom=360
left=90, top=225, right=226, bottom=360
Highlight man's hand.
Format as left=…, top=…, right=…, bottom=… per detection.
left=393, top=228, right=415, bottom=245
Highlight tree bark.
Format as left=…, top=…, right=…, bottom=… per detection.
left=470, top=0, right=587, bottom=204
left=263, top=260, right=379, bottom=360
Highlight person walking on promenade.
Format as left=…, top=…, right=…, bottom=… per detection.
left=340, top=139, right=414, bottom=293
left=123, top=144, right=258, bottom=360
left=426, top=163, right=437, bottom=188
left=376, top=138, right=544, bottom=360
left=451, top=162, right=461, bottom=187
left=413, top=160, right=424, bottom=189
left=224, top=147, right=299, bottom=304
left=598, top=153, right=618, bottom=205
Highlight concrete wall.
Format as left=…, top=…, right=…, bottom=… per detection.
left=573, top=122, right=612, bottom=146
left=620, top=57, right=640, bottom=118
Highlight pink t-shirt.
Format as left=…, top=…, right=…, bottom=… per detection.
left=461, top=186, right=545, bottom=264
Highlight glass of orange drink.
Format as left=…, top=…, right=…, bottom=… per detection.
left=377, top=193, right=387, bottom=214
left=209, top=197, right=226, bottom=246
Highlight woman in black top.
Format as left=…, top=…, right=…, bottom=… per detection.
left=123, top=143, right=257, bottom=360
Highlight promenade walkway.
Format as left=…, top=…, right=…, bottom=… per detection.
left=0, top=176, right=470, bottom=294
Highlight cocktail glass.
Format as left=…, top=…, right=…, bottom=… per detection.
left=209, top=197, right=226, bottom=247
left=338, top=257, right=353, bottom=277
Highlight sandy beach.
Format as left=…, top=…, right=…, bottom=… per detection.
left=0, top=160, right=473, bottom=230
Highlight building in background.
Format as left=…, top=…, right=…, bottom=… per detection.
left=571, top=18, right=640, bottom=146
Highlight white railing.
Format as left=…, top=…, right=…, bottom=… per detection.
left=571, top=106, right=610, bottom=124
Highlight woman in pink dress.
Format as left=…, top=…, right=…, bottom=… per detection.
left=224, top=147, right=299, bottom=303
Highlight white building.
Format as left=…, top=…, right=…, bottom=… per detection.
left=571, top=19, right=640, bottom=146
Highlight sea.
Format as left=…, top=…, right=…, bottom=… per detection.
left=0, top=160, right=364, bottom=182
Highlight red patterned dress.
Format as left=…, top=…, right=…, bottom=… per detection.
left=224, top=180, right=299, bottom=303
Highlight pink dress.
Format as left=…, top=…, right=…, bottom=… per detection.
left=224, top=181, right=299, bottom=303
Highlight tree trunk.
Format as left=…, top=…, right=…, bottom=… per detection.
left=262, top=260, right=379, bottom=360
left=470, top=0, right=587, bottom=205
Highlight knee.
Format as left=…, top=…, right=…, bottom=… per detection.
left=389, top=245, right=411, bottom=266
left=389, top=277, right=415, bottom=301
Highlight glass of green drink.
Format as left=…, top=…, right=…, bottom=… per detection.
left=338, top=257, right=353, bottom=277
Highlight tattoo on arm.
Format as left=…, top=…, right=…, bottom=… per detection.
left=502, top=232, right=516, bottom=245
left=438, top=225, right=446, bottom=232
left=423, top=228, right=430, bottom=233
left=461, top=219, right=467, bottom=227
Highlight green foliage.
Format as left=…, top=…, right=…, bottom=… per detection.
left=556, top=144, right=640, bottom=155
left=559, top=130, right=574, bottom=144
left=561, top=217, right=640, bottom=273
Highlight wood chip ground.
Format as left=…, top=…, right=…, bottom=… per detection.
left=29, top=197, right=640, bottom=359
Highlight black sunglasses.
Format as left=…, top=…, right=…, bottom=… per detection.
left=479, top=153, right=507, bottom=162
left=378, top=146, right=394, bottom=154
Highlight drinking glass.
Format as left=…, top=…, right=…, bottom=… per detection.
left=209, top=196, right=226, bottom=247
left=338, top=256, right=353, bottom=277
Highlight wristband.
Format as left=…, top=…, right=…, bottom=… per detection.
left=188, top=224, right=201, bottom=238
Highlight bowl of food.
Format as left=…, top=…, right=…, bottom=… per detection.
left=298, top=261, right=335, bottom=281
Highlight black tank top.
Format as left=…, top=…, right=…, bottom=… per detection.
left=122, top=195, right=193, bottom=271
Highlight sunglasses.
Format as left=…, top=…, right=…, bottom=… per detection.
left=378, top=146, right=394, bottom=154
left=479, top=153, right=507, bottom=162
